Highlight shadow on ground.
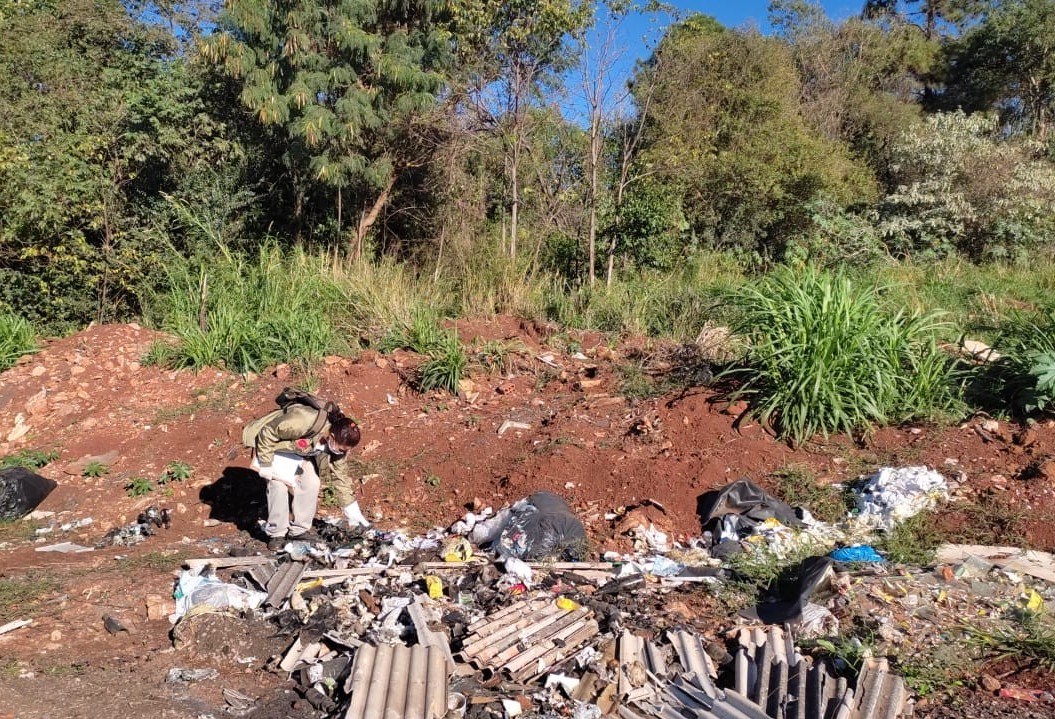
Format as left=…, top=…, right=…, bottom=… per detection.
left=199, top=467, right=267, bottom=533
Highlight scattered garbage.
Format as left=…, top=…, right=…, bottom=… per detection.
left=102, top=505, right=172, bottom=546
left=852, top=466, right=948, bottom=530
left=0, top=467, right=57, bottom=521
left=470, top=492, right=587, bottom=561
left=172, top=568, right=268, bottom=621
left=107, top=476, right=1055, bottom=719
left=165, top=667, right=219, bottom=683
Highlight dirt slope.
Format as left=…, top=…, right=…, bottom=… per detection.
left=1, top=320, right=1054, bottom=718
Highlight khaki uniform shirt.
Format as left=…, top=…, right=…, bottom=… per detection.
left=254, top=404, right=356, bottom=507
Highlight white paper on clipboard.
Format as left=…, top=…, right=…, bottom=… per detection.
left=250, top=451, right=302, bottom=488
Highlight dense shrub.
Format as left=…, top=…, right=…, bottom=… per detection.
left=722, top=266, right=961, bottom=444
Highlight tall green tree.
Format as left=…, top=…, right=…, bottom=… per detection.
left=449, top=0, right=592, bottom=259
left=942, top=0, right=1055, bottom=141
left=861, top=0, right=989, bottom=39
left=202, top=0, right=448, bottom=257
left=636, top=14, right=876, bottom=259
left=0, top=0, right=217, bottom=329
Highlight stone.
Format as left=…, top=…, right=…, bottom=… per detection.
left=980, top=674, right=1001, bottom=692
left=30, top=366, right=46, bottom=377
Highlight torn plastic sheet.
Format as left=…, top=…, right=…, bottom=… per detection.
left=853, top=466, right=948, bottom=530
left=171, top=569, right=268, bottom=622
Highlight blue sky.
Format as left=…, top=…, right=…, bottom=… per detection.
left=668, top=1, right=861, bottom=30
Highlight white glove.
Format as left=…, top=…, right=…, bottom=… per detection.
left=343, top=501, right=371, bottom=528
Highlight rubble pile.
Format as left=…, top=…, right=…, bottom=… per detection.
left=159, top=473, right=1055, bottom=719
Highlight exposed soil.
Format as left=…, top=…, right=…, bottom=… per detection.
left=2, top=319, right=1054, bottom=718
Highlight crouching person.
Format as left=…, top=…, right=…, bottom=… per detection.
left=248, top=400, right=369, bottom=550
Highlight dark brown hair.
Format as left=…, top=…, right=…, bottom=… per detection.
left=327, top=407, right=361, bottom=449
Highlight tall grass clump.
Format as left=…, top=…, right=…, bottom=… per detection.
left=0, top=313, right=36, bottom=371
left=983, top=307, right=1055, bottom=416
left=380, top=311, right=467, bottom=394
left=722, top=266, right=962, bottom=445
left=143, top=244, right=346, bottom=373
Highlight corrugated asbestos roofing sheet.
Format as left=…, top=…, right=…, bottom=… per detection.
left=344, top=643, right=450, bottom=719
left=626, top=626, right=910, bottom=719
left=459, top=597, right=600, bottom=681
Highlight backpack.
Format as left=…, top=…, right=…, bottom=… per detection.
left=241, top=387, right=338, bottom=448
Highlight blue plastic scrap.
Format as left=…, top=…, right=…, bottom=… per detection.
left=830, top=545, right=885, bottom=563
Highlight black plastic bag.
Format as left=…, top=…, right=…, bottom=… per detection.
left=697, top=478, right=802, bottom=537
left=493, top=491, right=587, bottom=561
left=0, top=467, right=57, bottom=520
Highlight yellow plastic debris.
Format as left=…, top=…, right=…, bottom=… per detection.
left=1026, top=589, right=1044, bottom=613
left=556, top=597, right=580, bottom=611
left=296, top=578, right=325, bottom=593
left=443, top=537, right=473, bottom=562
left=425, top=575, right=444, bottom=600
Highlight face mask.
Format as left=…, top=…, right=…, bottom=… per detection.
left=325, top=440, right=346, bottom=456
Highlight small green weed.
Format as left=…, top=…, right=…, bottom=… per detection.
left=942, top=491, right=1029, bottom=547
left=160, top=461, right=193, bottom=483
left=727, top=541, right=827, bottom=595
left=82, top=461, right=109, bottom=478
left=894, top=640, right=966, bottom=695
left=125, top=476, right=155, bottom=497
left=38, top=661, right=87, bottom=678
left=140, top=340, right=179, bottom=368
left=473, top=339, right=528, bottom=374
left=419, top=331, right=468, bottom=394
left=770, top=466, right=851, bottom=524
left=618, top=362, right=664, bottom=401
left=0, top=519, right=38, bottom=544
left=0, top=574, right=61, bottom=622
left=962, top=613, right=1055, bottom=671
left=0, top=659, right=20, bottom=678
left=876, top=510, right=943, bottom=565
left=810, top=635, right=873, bottom=676
left=0, top=449, right=59, bottom=470
left=424, top=473, right=441, bottom=487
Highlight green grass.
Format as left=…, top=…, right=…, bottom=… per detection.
left=963, top=613, right=1055, bottom=672
left=0, top=574, right=61, bottom=622
left=769, top=466, right=852, bottom=524
left=0, top=312, right=36, bottom=371
left=0, top=519, right=38, bottom=544
left=114, top=550, right=189, bottom=572
left=0, top=449, right=59, bottom=470
left=876, top=510, right=943, bottom=565
left=380, top=313, right=468, bottom=394
left=143, top=244, right=348, bottom=373
left=719, top=266, right=963, bottom=445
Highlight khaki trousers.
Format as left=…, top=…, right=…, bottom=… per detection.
left=264, top=453, right=321, bottom=538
